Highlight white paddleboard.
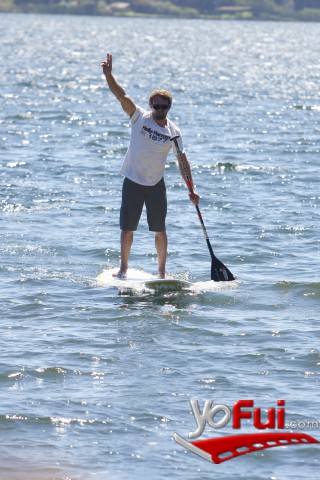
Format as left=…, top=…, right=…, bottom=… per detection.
left=96, top=268, right=192, bottom=292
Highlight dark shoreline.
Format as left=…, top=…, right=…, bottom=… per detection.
left=1, top=6, right=320, bottom=22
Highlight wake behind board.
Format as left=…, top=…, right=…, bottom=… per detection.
left=96, top=268, right=192, bottom=292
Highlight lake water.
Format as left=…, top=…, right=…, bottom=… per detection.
left=0, top=12, right=319, bottom=480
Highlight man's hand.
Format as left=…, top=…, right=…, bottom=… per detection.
left=101, top=52, right=136, bottom=118
left=101, top=53, right=112, bottom=78
left=189, top=190, right=200, bottom=205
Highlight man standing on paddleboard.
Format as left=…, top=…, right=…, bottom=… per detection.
left=101, top=53, right=199, bottom=278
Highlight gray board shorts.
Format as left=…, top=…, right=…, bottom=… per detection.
left=120, top=177, right=167, bottom=232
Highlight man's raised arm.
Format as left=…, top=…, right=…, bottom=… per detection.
left=101, top=53, right=136, bottom=117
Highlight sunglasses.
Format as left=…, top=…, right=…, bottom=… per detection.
left=152, top=104, right=170, bottom=111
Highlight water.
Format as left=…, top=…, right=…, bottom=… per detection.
left=0, top=13, right=319, bottom=479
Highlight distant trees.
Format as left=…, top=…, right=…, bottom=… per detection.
left=294, top=0, right=320, bottom=8
left=130, top=0, right=198, bottom=16
left=172, top=0, right=218, bottom=14
left=14, top=0, right=59, bottom=4
left=2, top=0, right=320, bottom=19
left=235, top=0, right=292, bottom=17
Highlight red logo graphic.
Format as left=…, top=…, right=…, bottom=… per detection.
left=174, top=400, right=319, bottom=464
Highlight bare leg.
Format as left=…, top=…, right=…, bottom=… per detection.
left=155, top=230, right=167, bottom=278
left=113, top=229, right=133, bottom=278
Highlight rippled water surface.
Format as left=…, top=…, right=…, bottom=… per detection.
left=0, top=13, right=319, bottom=480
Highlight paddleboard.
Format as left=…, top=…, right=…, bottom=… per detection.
left=96, top=268, right=192, bottom=292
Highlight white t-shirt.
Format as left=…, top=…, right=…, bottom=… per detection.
left=120, top=106, right=185, bottom=186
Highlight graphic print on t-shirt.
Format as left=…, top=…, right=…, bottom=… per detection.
left=140, top=125, right=171, bottom=144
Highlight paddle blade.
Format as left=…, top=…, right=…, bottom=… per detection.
left=211, top=255, right=235, bottom=282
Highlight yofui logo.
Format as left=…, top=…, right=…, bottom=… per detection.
left=174, top=400, right=319, bottom=464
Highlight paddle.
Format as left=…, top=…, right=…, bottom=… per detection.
left=170, top=135, right=235, bottom=282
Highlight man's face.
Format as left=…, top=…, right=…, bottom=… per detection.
left=150, top=95, right=171, bottom=122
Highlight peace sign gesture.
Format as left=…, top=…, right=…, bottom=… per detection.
left=101, top=53, right=112, bottom=77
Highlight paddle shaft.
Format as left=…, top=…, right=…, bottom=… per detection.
left=171, top=135, right=214, bottom=254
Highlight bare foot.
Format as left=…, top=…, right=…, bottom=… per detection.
left=158, top=272, right=171, bottom=279
left=112, top=269, right=127, bottom=279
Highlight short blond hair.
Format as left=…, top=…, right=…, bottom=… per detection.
left=149, top=89, right=172, bottom=106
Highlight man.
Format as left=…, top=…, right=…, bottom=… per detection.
left=101, top=53, right=199, bottom=278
